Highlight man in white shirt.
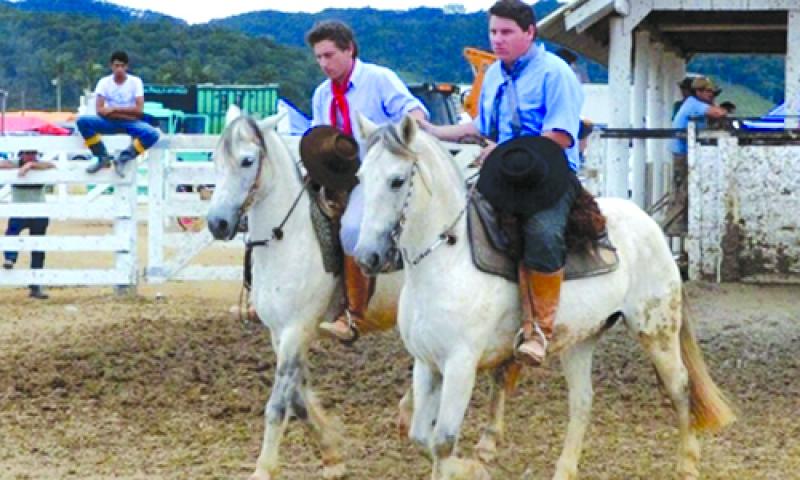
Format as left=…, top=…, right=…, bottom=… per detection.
left=76, top=51, right=160, bottom=176
left=305, top=20, right=428, bottom=343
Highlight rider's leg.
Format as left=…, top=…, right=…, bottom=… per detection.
left=319, top=184, right=374, bottom=342
left=516, top=184, right=577, bottom=365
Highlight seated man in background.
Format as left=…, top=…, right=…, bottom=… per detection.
left=0, top=150, right=56, bottom=299
left=77, top=50, right=160, bottom=176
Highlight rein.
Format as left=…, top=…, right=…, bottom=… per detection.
left=389, top=155, right=478, bottom=268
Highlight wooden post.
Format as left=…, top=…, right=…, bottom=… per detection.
left=646, top=41, right=664, bottom=205
left=147, top=146, right=168, bottom=283
left=786, top=9, right=800, bottom=129
left=631, top=29, right=650, bottom=207
left=605, top=16, right=633, bottom=198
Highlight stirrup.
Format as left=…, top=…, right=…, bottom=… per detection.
left=339, top=309, right=361, bottom=346
left=513, top=324, right=549, bottom=365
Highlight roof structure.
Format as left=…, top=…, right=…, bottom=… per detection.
left=539, top=0, right=794, bottom=63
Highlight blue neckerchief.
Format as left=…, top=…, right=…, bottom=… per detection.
left=488, top=44, right=538, bottom=142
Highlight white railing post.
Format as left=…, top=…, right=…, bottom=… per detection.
left=113, top=158, right=139, bottom=294
left=146, top=146, right=168, bottom=283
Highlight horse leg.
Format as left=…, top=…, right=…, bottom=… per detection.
left=250, top=359, right=295, bottom=480
left=409, top=361, right=442, bottom=455
left=251, top=330, right=310, bottom=480
left=552, top=339, right=598, bottom=480
left=293, top=379, right=347, bottom=479
left=475, top=360, right=521, bottom=464
left=431, top=356, right=489, bottom=480
left=637, top=319, right=699, bottom=480
left=397, top=386, right=414, bottom=438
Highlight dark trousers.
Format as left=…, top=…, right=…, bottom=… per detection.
left=4, top=217, right=50, bottom=269
left=521, top=182, right=578, bottom=273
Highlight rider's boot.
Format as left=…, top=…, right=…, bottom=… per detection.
left=319, top=255, right=374, bottom=343
left=515, top=264, right=564, bottom=366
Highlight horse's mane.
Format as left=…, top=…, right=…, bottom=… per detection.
left=366, top=123, right=465, bottom=185
left=216, top=115, right=265, bottom=169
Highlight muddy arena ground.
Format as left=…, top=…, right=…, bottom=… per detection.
left=0, top=225, right=798, bottom=479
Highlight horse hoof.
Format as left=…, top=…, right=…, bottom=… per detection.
left=475, top=436, right=497, bottom=464
left=396, top=413, right=411, bottom=439
left=322, top=462, right=347, bottom=479
left=439, top=457, right=491, bottom=480
left=248, top=469, right=274, bottom=480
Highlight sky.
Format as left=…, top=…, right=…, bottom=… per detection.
left=106, top=1, right=490, bottom=24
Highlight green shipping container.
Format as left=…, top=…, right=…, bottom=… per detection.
left=196, top=84, right=279, bottom=134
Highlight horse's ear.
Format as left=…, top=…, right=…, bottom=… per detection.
left=399, top=114, right=417, bottom=145
left=355, top=112, right=378, bottom=139
left=225, top=105, right=242, bottom=126
left=257, top=111, right=288, bottom=131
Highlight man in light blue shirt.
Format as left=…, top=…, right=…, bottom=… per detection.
left=419, top=0, right=583, bottom=366
left=665, top=76, right=727, bottom=234
left=306, top=20, right=428, bottom=343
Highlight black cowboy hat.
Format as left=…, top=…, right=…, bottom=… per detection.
left=300, top=126, right=360, bottom=191
left=477, top=136, right=574, bottom=218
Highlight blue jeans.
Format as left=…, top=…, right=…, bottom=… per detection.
left=76, top=115, right=160, bottom=151
left=522, top=181, right=578, bottom=272
left=4, top=217, right=49, bottom=269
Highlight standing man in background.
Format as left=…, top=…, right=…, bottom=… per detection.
left=0, top=150, right=55, bottom=299
left=77, top=51, right=160, bottom=176
left=305, top=20, right=428, bottom=343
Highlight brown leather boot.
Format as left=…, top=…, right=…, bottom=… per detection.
left=319, top=255, right=374, bottom=343
left=515, top=265, right=564, bottom=366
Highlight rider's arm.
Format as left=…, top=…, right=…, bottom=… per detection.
left=418, top=120, right=480, bottom=142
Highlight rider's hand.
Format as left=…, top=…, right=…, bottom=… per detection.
left=469, top=141, right=497, bottom=168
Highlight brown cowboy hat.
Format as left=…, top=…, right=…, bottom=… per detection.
left=300, top=126, right=359, bottom=191
left=477, top=136, right=576, bottom=218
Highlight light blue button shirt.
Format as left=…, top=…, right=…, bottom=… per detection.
left=671, top=96, right=711, bottom=155
left=311, top=59, right=427, bottom=151
left=474, top=43, right=584, bottom=171
left=310, top=59, right=427, bottom=256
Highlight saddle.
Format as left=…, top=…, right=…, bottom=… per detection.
left=467, top=187, right=619, bottom=282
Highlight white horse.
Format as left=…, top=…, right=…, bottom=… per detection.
left=353, top=114, right=735, bottom=480
left=206, top=106, right=409, bottom=479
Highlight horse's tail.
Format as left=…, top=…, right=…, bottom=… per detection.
left=680, top=290, right=736, bottom=432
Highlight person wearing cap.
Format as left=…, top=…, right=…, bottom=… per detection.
left=666, top=76, right=728, bottom=235
left=673, top=76, right=695, bottom=118
left=305, top=20, right=428, bottom=343
left=76, top=51, right=160, bottom=177
left=0, top=150, right=56, bottom=299
left=418, top=0, right=583, bottom=366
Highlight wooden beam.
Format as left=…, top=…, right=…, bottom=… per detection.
left=787, top=9, right=800, bottom=129
left=605, top=17, right=633, bottom=198
left=565, top=0, right=615, bottom=33
left=658, top=23, right=787, bottom=32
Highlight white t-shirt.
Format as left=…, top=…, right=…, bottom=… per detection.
left=94, top=74, right=144, bottom=108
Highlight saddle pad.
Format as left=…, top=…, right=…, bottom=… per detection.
left=308, top=188, right=344, bottom=275
left=467, top=196, right=620, bottom=282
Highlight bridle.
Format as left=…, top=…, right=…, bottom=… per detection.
left=385, top=151, right=477, bottom=268
left=228, top=117, right=307, bottom=249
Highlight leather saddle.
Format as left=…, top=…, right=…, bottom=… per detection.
left=467, top=188, right=619, bottom=282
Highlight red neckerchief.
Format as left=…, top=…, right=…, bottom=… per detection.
left=329, top=65, right=354, bottom=135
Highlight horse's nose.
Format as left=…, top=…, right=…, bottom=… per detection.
left=208, top=217, right=230, bottom=239
left=356, top=250, right=382, bottom=275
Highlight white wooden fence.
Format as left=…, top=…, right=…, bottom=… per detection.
left=0, top=134, right=478, bottom=288
left=0, top=135, right=138, bottom=287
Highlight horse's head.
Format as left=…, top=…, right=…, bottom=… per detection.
left=354, top=113, right=435, bottom=274
left=207, top=105, right=281, bottom=240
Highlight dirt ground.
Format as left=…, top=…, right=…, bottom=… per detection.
left=1, top=266, right=799, bottom=479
